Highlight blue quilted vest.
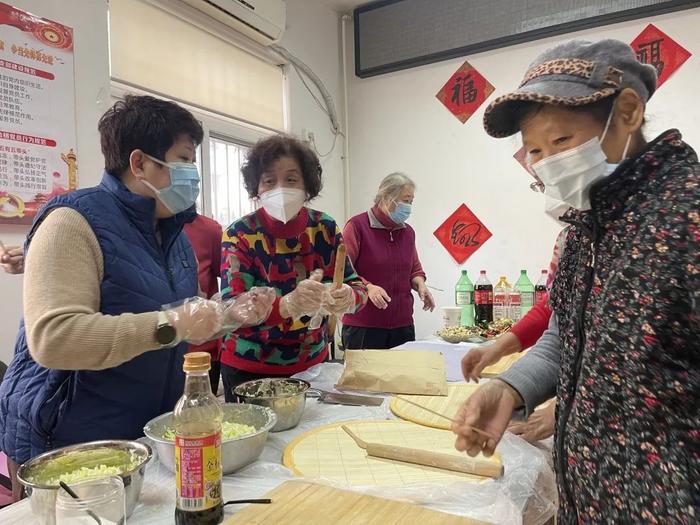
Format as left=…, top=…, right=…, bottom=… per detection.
left=0, top=173, right=198, bottom=463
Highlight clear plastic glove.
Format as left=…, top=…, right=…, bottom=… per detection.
left=451, top=379, right=521, bottom=457
left=508, top=399, right=556, bottom=443
left=279, top=269, right=325, bottom=320
left=321, top=283, right=355, bottom=316
left=221, top=286, right=276, bottom=329
left=164, top=296, right=224, bottom=345
left=461, top=346, right=502, bottom=382
left=0, top=243, right=23, bottom=275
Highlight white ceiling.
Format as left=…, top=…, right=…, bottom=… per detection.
left=323, top=0, right=372, bottom=13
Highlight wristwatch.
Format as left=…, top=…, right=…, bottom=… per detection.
left=156, top=311, right=178, bottom=346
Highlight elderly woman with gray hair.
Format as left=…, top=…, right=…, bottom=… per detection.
left=341, top=173, right=434, bottom=350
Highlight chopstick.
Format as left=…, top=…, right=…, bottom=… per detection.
left=224, top=498, right=272, bottom=506
left=395, top=396, right=498, bottom=441
left=59, top=481, right=102, bottom=525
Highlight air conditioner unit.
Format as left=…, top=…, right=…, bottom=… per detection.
left=181, top=0, right=286, bottom=45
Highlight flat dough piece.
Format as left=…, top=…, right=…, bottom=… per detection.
left=222, top=481, right=489, bottom=524
left=283, top=419, right=501, bottom=487
left=481, top=350, right=527, bottom=377
left=390, top=383, right=480, bottom=430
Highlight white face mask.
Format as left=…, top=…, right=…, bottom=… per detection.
left=259, top=187, right=306, bottom=223
left=531, top=109, right=631, bottom=211
left=544, top=194, right=571, bottom=224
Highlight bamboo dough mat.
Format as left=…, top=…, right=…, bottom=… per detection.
left=222, top=480, right=489, bottom=524
left=283, top=420, right=501, bottom=486
left=390, top=383, right=480, bottom=430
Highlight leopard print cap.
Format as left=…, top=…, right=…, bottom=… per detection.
left=483, top=57, right=625, bottom=138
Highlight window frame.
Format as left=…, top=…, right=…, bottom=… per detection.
left=110, top=80, right=278, bottom=220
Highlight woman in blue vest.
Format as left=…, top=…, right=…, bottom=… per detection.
left=0, top=95, right=272, bottom=500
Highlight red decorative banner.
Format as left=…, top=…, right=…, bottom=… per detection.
left=630, top=24, right=691, bottom=88
left=513, top=146, right=531, bottom=174
left=433, top=204, right=492, bottom=264
left=0, top=58, right=54, bottom=79
left=436, top=61, right=495, bottom=124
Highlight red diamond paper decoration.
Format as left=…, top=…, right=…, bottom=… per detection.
left=513, top=146, right=531, bottom=175
left=630, top=24, right=692, bottom=88
left=433, top=204, right=492, bottom=264
left=436, top=61, right=495, bottom=124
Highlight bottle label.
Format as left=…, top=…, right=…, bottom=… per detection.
left=474, top=290, right=493, bottom=305
left=455, top=291, right=473, bottom=305
left=535, top=290, right=548, bottom=304
left=521, top=292, right=535, bottom=308
left=175, top=432, right=222, bottom=511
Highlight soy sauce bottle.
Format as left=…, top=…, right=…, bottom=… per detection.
left=174, top=352, right=223, bottom=525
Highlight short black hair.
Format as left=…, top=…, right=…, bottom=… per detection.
left=98, top=95, right=203, bottom=177
left=241, top=135, right=322, bottom=199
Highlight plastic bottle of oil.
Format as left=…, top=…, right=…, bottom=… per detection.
left=493, top=276, right=512, bottom=321
left=174, top=352, right=223, bottom=525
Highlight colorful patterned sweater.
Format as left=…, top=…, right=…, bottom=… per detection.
left=220, top=207, right=367, bottom=374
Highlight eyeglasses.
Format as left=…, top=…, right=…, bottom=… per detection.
left=529, top=180, right=545, bottom=193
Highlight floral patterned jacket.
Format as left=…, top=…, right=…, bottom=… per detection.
left=549, top=130, right=699, bottom=524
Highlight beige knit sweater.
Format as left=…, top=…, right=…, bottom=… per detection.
left=24, top=207, right=162, bottom=370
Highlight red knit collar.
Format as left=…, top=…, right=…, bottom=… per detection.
left=257, top=206, right=309, bottom=237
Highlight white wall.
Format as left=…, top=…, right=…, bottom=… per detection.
left=346, top=8, right=700, bottom=340
left=0, top=0, right=110, bottom=365
left=0, top=0, right=345, bottom=365
left=281, top=0, right=346, bottom=221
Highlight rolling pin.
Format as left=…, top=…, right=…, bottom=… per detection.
left=332, top=243, right=346, bottom=290
left=309, top=243, right=347, bottom=330
left=342, top=425, right=503, bottom=479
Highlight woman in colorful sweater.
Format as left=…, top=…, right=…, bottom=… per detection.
left=452, top=39, right=698, bottom=523
left=220, top=135, right=367, bottom=400
left=340, top=173, right=435, bottom=350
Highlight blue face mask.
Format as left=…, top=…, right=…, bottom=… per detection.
left=389, top=201, right=412, bottom=224
left=143, top=155, right=200, bottom=214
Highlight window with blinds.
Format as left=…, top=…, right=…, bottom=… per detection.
left=109, top=0, right=285, bottom=130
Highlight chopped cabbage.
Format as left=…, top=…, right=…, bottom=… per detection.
left=162, top=421, right=256, bottom=441
left=27, top=448, right=142, bottom=486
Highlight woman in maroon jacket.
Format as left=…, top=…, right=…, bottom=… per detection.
left=341, top=173, right=435, bottom=350
left=183, top=212, right=223, bottom=393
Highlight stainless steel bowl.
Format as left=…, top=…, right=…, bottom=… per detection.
left=143, top=403, right=277, bottom=474
left=233, top=378, right=310, bottom=432
left=16, top=440, right=152, bottom=525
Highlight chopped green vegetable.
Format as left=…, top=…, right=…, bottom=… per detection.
left=162, top=421, right=256, bottom=441
left=26, top=448, right=142, bottom=486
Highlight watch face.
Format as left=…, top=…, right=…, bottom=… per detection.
left=157, top=324, right=177, bottom=345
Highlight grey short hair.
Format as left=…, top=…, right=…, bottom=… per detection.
left=374, top=172, right=415, bottom=205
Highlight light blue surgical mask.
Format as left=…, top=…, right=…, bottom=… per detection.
left=142, top=154, right=200, bottom=214
left=389, top=201, right=412, bottom=224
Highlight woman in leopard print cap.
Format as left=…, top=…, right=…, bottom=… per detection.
left=452, top=39, right=698, bottom=524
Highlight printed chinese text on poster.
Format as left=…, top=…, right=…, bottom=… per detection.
left=0, top=2, right=76, bottom=224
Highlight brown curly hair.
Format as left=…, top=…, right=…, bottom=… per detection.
left=241, top=135, right=323, bottom=199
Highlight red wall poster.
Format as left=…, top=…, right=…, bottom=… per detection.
left=0, top=2, right=76, bottom=224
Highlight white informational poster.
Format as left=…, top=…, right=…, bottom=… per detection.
left=0, top=2, right=76, bottom=224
